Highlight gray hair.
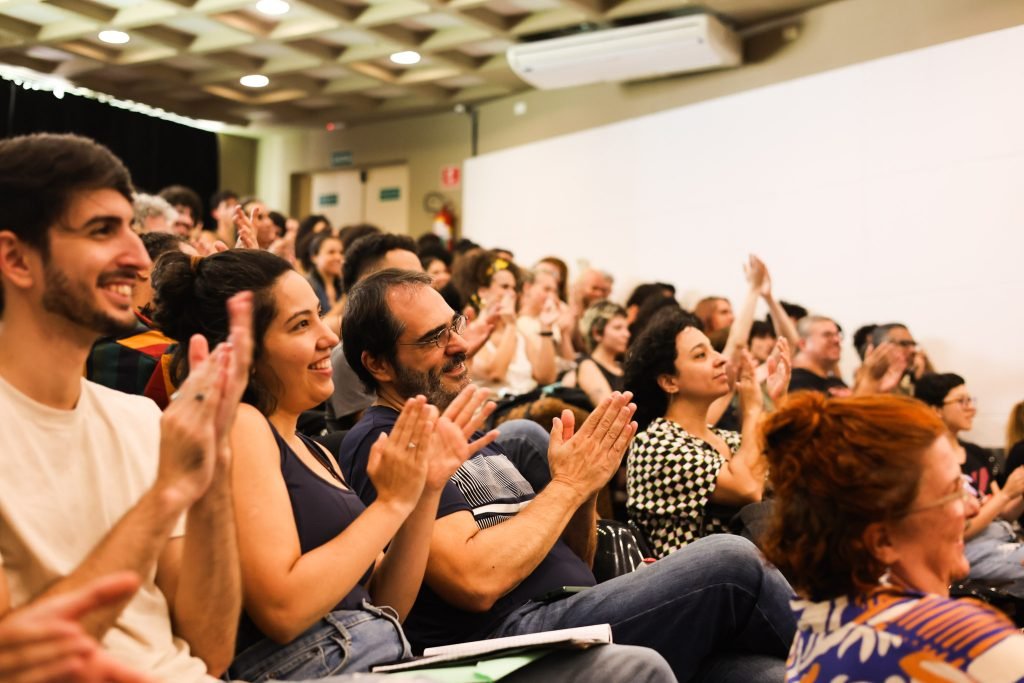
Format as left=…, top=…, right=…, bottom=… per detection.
left=132, top=192, right=177, bottom=228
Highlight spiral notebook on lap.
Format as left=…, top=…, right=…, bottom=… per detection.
left=371, top=623, right=613, bottom=673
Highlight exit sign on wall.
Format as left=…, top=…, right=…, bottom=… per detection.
left=379, top=187, right=400, bottom=201
left=319, top=193, right=338, bottom=206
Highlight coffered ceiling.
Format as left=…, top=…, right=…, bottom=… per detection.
left=0, top=0, right=830, bottom=126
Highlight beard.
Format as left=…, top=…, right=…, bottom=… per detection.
left=392, top=352, right=469, bottom=410
left=41, top=264, right=138, bottom=338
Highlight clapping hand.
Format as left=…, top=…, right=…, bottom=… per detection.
left=0, top=573, right=155, bottom=683
left=232, top=205, right=258, bottom=250
left=548, top=392, right=638, bottom=499
left=764, top=337, right=791, bottom=403
left=366, top=396, right=435, bottom=512
left=861, top=341, right=907, bottom=394
left=735, top=350, right=764, bottom=418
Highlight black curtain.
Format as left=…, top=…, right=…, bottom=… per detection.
left=0, top=81, right=219, bottom=219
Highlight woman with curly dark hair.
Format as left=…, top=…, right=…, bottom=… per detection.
left=761, top=392, right=1024, bottom=680
left=623, top=307, right=784, bottom=557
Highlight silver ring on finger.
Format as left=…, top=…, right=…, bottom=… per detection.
left=407, top=442, right=417, bottom=449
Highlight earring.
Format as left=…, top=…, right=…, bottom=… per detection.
left=879, top=567, right=892, bottom=586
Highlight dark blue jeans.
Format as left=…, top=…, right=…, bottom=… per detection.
left=489, top=535, right=797, bottom=682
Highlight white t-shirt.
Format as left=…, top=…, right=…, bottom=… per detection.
left=0, top=375, right=214, bottom=682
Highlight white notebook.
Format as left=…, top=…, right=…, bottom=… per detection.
left=371, top=623, right=613, bottom=673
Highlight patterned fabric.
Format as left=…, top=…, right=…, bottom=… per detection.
left=626, top=417, right=741, bottom=557
left=450, top=453, right=535, bottom=529
left=789, top=587, right=1024, bottom=682
left=85, top=314, right=178, bottom=410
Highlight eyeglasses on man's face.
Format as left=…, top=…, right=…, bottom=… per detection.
left=398, top=314, right=467, bottom=349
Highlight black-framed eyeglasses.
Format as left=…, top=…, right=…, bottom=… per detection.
left=943, top=395, right=977, bottom=408
left=398, top=314, right=467, bottom=349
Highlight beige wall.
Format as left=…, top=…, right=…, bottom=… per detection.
left=217, top=133, right=258, bottom=199
left=251, top=0, right=1024, bottom=231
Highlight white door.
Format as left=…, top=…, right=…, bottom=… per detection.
left=363, top=165, right=409, bottom=233
left=308, top=170, right=364, bottom=228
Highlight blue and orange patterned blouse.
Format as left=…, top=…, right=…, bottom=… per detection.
left=789, top=586, right=1024, bottom=682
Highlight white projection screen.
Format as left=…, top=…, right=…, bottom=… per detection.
left=464, top=24, right=1024, bottom=446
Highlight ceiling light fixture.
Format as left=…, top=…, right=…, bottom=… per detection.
left=98, top=30, right=130, bottom=44
left=390, top=51, right=421, bottom=65
left=240, top=74, right=270, bottom=88
left=255, top=0, right=290, bottom=15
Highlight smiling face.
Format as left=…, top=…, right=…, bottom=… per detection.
left=521, top=271, right=558, bottom=314
left=31, top=188, right=150, bottom=340
left=312, top=236, right=343, bottom=279
left=801, top=319, right=843, bottom=365
left=479, top=268, right=517, bottom=308
left=938, top=383, right=976, bottom=434
left=660, top=326, right=730, bottom=402
left=256, top=270, right=340, bottom=415
left=883, top=436, right=976, bottom=594
left=385, top=284, right=470, bottom=409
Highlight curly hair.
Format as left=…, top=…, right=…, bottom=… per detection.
left=622, top=307, right=702, bottom=431
left=760, top=392, right=945, bottom=601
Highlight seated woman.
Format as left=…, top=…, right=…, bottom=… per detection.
left=462, top=252, right=557, bottom=397
left=577, top=301, right=629, bottom=408
left=152, top=249, right=496, bottom=679
left=517, top=267, right=576, bottom=374
left=623, top=307, right=786, bottom=558
left=761, top=392, right=1024, bottom=680
left=914, top=373, right=1024, bottom=582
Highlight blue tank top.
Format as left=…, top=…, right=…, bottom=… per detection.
left=236, top=421, right=374, bottom=652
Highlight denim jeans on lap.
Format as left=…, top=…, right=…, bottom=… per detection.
left=488, top=535, right=796, bottom=683
left=228, top=601, right=410, bottom=682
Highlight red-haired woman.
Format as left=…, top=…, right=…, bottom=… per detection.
left=761, top=392, right=1024, bottom=680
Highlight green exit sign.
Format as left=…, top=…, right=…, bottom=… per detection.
left=330, top=151, right=353, bottom=167
left=379, top=187, right=400, bottom=201
left=319, top=193, right=338, bottom=207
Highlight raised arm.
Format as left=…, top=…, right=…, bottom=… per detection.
left=424, top=394, right=637, bottom=612
left=710, top=353, right=767, bottom=506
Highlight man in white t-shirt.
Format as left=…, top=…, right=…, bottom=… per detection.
left=0, top=133, right=253, bottom=682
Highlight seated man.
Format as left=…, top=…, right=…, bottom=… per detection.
left=0, top=133, right=251, bottom=681
left=340, top=268, right=797, bottom=681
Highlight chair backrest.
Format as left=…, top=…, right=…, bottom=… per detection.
left=592, top=519, right=654, bottom=583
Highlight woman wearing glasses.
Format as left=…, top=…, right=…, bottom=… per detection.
left=153, top=250, right=496, bottom=679
left=762, top=392, right=1024, bottom=680
left=915, top=373, right=1024, bottom=582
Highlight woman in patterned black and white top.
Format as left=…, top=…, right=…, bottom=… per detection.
left=623, top=306, right=787, bottom=558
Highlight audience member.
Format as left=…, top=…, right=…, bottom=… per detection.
left=535, top=255, right=569, bottom=301
left=852, top=322, right=878, bottom=361
left=419, top=246, right=461, bottom=311
left=693, top=296, right=734, bottom=336
left=869, top=322, right=933, bottom=393
left=625, top=282, right=674, bottom=326
left=210, top=189, right=239, bottom=244
left=154, top=249, right=498, bottom=679
left=131, top=192, right=177, bottom=234
left=624, top=307, right=785, bottom=556
left=464, top=252, right=558, bottom=396
left=338, top=223, right=382, bottom=252
left=294, top=214, right=332, bottom=272
left=0, top=132, right=251, bottom=680
left=1005, top=400, right=1024, bottom=481
left=914, top=373, right=1024, bottom=582
left=159, top=184, right=203, bottom=235
left=517, top=266, right=576, bottom=371
left=748, top=320, right=776, bottom=363
left=789, top=315, right=900, bottom=396
left=86, top=231, right=195, bottom=408
left=762, top=392, right=1024, bottom=679
left=628, top=294, right=682, bottom=342
left=339, top=268, right=797, bottom=680
left=239, top=197, right=278, bottom=250
left=576, top=301, right=629, bottom=408
left=305, top=232, right=344, bottom=314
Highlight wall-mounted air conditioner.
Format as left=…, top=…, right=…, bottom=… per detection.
left=506, top=14, right=741, bottom=90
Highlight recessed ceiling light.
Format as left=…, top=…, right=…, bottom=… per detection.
left=240, top=74, right=269, bottom=88
left=255, top=0, right=290, bottom=15
left=390, top=51, right=421, bottom=65
left=98, top=30, right=130, bottom=45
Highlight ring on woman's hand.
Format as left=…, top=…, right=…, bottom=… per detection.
left=408, top=442, right=417, bottom=449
